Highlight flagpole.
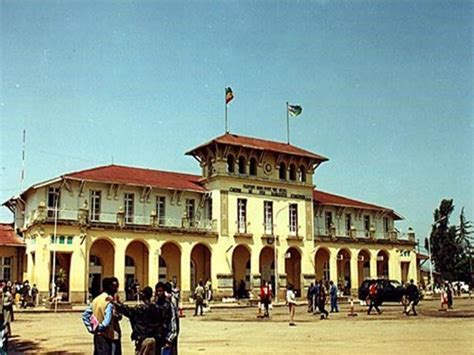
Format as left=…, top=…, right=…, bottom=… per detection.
left=286, top=102, right=290, bottom=144
left=225, top=100, right=228, bottom=134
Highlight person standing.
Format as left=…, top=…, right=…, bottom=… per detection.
left=31, top=284, right=39, bottom=307
left=329, top=281, right=338, bottom=313
left=312, top=281, right=320, bottom=315
left=260, top=281, right=271, bottom=318
left=155, top=282, right=177, bottom=355
left=112, top=286, right=160, bottom=355
left=446, top=282, right=454, bottom=309
left=164, top=282, right=180, bottom=355
left=193, top=281, right=205, bottom=316
left=367, top=281, right=382, bottom=315
left=20, top=281, right=30, bottom=309
left=405, top=279, right=420, bottom=316
left=204, top=279, right=213, bottom=313
left=318, top=281, right=329, bottom=319
left=82, top=277, right=122, bottom=354
left=286, top=284, right=297, bottom=326
left=3, top=286, right=13, bottom=337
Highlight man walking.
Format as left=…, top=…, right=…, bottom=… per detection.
left=367, top=281, right=382, bottom=315
left=318, top=281, right=329, bottom=319
left=82, top=277, right=122, bottom=354
left=329, top=281, right=338, bottom=313
left=405, top=279, right=420, bottom=316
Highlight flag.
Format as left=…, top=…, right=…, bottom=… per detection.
left=288, top=104, right=302, bottom=117
left=225, top=87, right=234, bottom=104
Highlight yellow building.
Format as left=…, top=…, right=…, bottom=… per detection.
left=3, top=133, right=418, bottom=303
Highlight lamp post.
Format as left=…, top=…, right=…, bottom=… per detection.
left=50, top=188, right=60, bottom=312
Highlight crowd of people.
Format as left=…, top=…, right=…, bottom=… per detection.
left=82, top=277, right=179, bottom=355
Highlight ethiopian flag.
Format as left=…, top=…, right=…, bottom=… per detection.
left=225, top=87, right=234, bottom=104
left=288, top=104, right=302, bottom=117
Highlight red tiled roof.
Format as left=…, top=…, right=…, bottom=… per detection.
left=313, top=190, right=403, bottom=220
left=0, top=223, right=25, bottom=247
left=186, top=133, right=329, bottom=161
left=64, top=165, right=206, bottom=192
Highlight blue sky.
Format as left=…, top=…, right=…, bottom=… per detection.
left=1, top=0, right=472, bottom=246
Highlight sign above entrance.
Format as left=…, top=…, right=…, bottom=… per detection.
left=228, top=184, right=309, bottom=200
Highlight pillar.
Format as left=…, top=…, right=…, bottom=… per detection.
left=350, top=254, right=359, bottom=295
left=114, top=241, right=126, bottom=297
left=180, top=243, right=192, bottom=298
left=69, top=244, right=88, bottom=303
left=329, top=250, right=338, bottom=284
left=148, top=240, right=161, bottom=288
left=389, top=249, right=401, bottom=281
left=370, top=252, right=377, bottom=279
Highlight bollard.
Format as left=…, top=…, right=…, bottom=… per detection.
left=347, top=298, right=358, bottom=317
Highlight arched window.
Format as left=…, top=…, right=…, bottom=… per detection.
left=227, top=155, right=235, bottom=173
left=289, top=164, right=297, bottom=181
left=279, top=163, right=286, bottom=180
left=299, top=165, right=306, bottom=182
left=238, top=156, right=246, bottom=174
left=249, top=158, right=257, bottom=176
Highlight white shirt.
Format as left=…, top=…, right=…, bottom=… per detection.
left=286, top=289, right=296, bottom=305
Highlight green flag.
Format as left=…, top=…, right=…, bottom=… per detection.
left=288, top=104, right=302, bottom=117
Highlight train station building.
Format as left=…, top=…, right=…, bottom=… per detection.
left=3, top=133, right=418, bottom=303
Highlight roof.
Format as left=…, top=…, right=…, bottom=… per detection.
left=313, top=190, right=403, bottom=220
left=0, top=223, right=25, bottom=247
left=186, top=133, right=329, bottom=162
left=64, top=165, right=206, bottom=192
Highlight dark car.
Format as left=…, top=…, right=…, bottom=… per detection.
left=358, top=279, right=406, bottom=305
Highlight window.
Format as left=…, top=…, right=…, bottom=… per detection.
left=227, top=155, right=235, bottom=173
left=289, top=204, right=298, bottom=235
left=0, top=257, right=12, bottom=281
left=207, top=198, right=213, bottom=220
left=238, top=157, right=246, bottom=174
left=90, top=190, right=101, bottom=222
left=364, top=215, right=370, bottom=237
left=249, top=158, right=257, bottom=176
left=289, top=164, right=297, bottom=181
left=67, top=236, right=73, bottom=245
left=47, top=187, right=60, bottom=218
left=345, top=213, right=352, bottom=236
left=124, top=193, right=135, bottom=224
left=156, top=196, right=166, bottom=226
left=383, top=217, right=390, bottom=235
left=279, top=163, right=286, bottom=180
left=186, top=199, right=195, bottom=226
left=264, top=201, right=273, bottom=235
left=299, top=165, right=306, bottom=182
left=237, top=199, right=247, bottom=233
left=59, top=235, right=65, bottom=244
left=325, top=211, right=333, bottom=234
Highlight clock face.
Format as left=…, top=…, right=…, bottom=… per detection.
left=264, top=162, right=273, bottom=175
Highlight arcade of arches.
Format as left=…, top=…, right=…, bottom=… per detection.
left=86, top=238, right=416, bottom=299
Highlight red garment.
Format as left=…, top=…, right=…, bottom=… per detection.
left=369, top=284, right=377, bottom=296
left=260, top=286, right=271, bottom=300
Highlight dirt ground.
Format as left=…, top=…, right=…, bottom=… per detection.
left=8, top=298, right=474, bottom=354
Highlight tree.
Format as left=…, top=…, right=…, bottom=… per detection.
left=430, top=200, right=462, bottom=280
left=457, top=207, right=473, bottom=285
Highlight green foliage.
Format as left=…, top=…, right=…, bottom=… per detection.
left=429, top=200, right=472, bottom=281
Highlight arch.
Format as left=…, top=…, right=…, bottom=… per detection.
left=161, top=242, right=182, bottom=287
left=190, top=243, right=211, bottom=291
left=259, top=246, right=275, bottom=293
left=279, top=163, right=286, bottom=180
left=299, top=165, right=306, bottom=182
left=314, top=247, right=330, bottom=282
left=89, top=238, right=115, bottom=298
left=125, top=240, right=149, bottom=300
left=377, top=250, right=390, bottom=279
left=232, top=244, right=251, bottom=298
left=289, top=164, right=297, bottom=181
left=357, top=249, right=371, bottom=288
left=249, top=158, right=257, bottom=176
left=285, top=247, right=301, bottom=296
left=337, top=248, right=352, bottom=295
left=238, top=156, right=246, bottom=174
left=227, top=155, right=235, bottom=173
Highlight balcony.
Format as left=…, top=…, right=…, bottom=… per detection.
left=313, top=226, right=413, bottom=244
left=26, top=205, right=217, bottom=235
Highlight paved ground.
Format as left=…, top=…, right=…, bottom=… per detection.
left=8, top=298, right=474, bottom=354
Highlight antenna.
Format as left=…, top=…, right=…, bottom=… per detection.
left=20, top=128, right=26, bottom=191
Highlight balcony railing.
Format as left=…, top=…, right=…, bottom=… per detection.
left=314, top=227, right=401, bottom=241
left=25, top=206, right=217, bottom=233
